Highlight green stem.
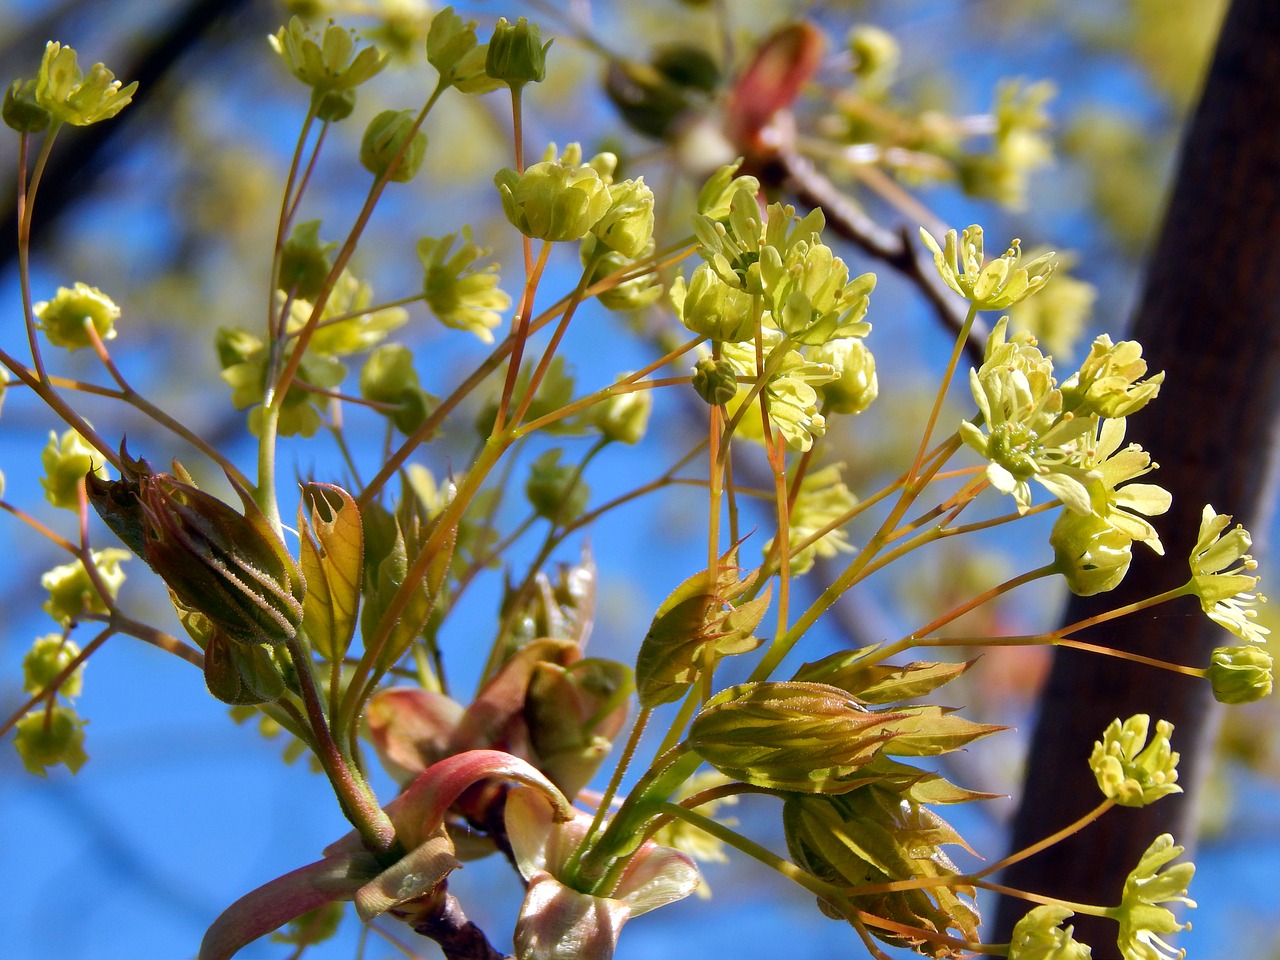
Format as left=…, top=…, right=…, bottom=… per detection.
left=286, top=634, right=397, bottom=859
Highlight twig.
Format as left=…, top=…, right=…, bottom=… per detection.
left=773, top=146, right=989, bottom=367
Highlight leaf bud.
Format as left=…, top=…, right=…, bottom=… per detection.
left=485, top=17, right=550, bottom=88
left=688, top=681, right=905, bottom=793
left=41, top=429, right=106, bottom=510
left=360, top=109, right=426, bottom=182
left=14, top=705, right=88, bottom=775
left=34, top=282, right=120, bottom=351
left=86, top=454, right=305, bottom=646
left=22, top=635, right=83, bottom=698
left=3, top=78, right=51, bottom=132
left=1050, top=509, right=1132, bottom=596
left=1207, top=644, right=1273, bottom=704
left=525, top=449, right=588, bottom=525
left=691, top=356, right=739, bottom=406
left=1089, top=714, right=1181, bottom=807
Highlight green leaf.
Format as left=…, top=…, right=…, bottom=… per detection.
left=635, top=549, right=766, bottom=708
left=795, top=649, right=975, bottom=704
left=299, top=483, right=364, bottom=661
left=881, top=706, right=1006, bottom=757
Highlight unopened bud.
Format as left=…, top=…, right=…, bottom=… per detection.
left=691, top=356, right=739, bottom=406
left=485, top=17, right=550, bottom=88
left=1208, top=645, right=1273, bottom=704
left=360, top=109, right=427, bottom=183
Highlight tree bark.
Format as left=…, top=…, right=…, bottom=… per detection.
left=995, top=0, right=1280, bottom=953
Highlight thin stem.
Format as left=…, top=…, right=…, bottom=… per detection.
left=492, top=239, right=553, bottom=435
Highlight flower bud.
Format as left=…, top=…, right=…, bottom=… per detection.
left=691, top=356, right=739, bottom=406
left=42, top=549, right=129, bottom=624
left=87, top=454, right=305, bottom=646
left=312, top=87, right=356, bottom=122
left=34, top=282, right=120, bottom=351
left=278, top=220, right=336, bottom=300
left=525, top=449, right=588, bottom=525
left=582, top=238, right=663, bottom=312
left=590, top=177, right=655, bottom=258
left=1008, top=905, right=1092, bottom=960
left=671, top=263, right=755, bottom=342
left=1207, top=645, right=1273, bottom=704
left=1089, top=714, right=1181, bottom=807
left=359, top=343, right=435, bottom=435
left=41, top=429, right=106, bottom=510
left=23, top=635, right=83, bottom=698
left=1050, top=509, right=1132, bottom=596
left=360, top=109, right=427, bottom=182
left=495, top=148, right=612, bottom=243
left=811, top=338, right=878, bottom=415
left=14, top=705, right=88, bottom=775
left=848, top=25, right=899, bottom=92
left=590, top=381, right=652, bottom=445
left=3, top=78, right=51, bottom=132
left=485, top=17, right=550, bottom=88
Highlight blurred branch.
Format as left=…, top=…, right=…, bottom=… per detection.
left=0, top=0, right=262, bottom=269
left=773, top=146, right=990, bottom=367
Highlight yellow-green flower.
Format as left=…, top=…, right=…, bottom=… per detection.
left=42, top=549, right=129, bottom=625
left=1051, top=509, right=1132, bottom=597
left=41, top=429, right=107, bottom=510
left=418, top=228, right=511, bottom=343
left=920, top=224, right=1055, bottom=310
left=35, top=282, right=120, bottom=351
left=764, top=463, right=857, bottom=575
left=1009, top=905, right=1093, bottom=960
left=1188, top=505, right=1269, bottom=645
left=1109, top=834, right=1195, bottom=960
left=22, top=635, right=83, bottom=698
left=35, top=42, right=136, bottom=126
left=1080, top=418, right=1170, bottom=554
left=959, top=319, right=1095, bottom=514
left=1089, top=715, right=1180, bottom=808
left=14, top=705, right=88, bottom=776
left=494, top=143, right=613, bottom=243
left=1061, top=335, right=1164, bottom=418
left=269, top=17, right=387, bottom=93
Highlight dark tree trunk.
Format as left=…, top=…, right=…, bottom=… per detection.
left=994, top=0, right=1280, bottom=954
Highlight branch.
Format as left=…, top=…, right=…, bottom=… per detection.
left=396, top=883, right=509, bottom=960
left=772, top=146, right=990, bottom=367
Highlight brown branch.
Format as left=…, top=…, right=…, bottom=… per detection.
left=772, top=146, right=990, bottom=367
left=394, top=882, right=510, bottom=960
